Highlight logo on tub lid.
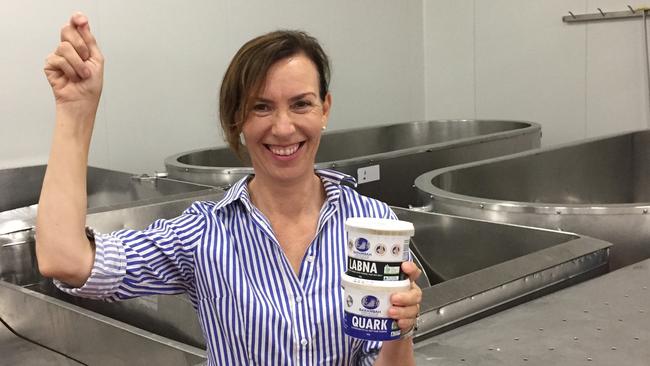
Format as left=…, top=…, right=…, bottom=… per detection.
left=355, top=237, right=370, bottom=252
left=361, top=295, right=380, bottom=310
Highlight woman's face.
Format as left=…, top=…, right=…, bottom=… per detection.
left=242, top=53, right=331, bottom=185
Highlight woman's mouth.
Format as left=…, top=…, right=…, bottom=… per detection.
left=265, top=142, right=304, bottom=157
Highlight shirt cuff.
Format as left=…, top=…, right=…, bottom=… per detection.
left=54, top=227, right=126, bottom=300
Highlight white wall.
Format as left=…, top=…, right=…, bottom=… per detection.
left=424, top=0, right=649, bottom=146
left=5, top=1, right=648, bottom=174
left=0, top=0, right=424, bottom=173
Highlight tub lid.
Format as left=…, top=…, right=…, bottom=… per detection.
left=341, top=273, right=411, bottom=289
left=345, top=217, right=414, bottom=236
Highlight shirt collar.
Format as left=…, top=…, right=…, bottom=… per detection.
left=214, top=169, right=356, bottom=212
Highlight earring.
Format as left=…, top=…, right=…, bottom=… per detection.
left=322, top=125, right=327, bottom=130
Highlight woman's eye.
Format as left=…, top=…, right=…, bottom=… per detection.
left=293, top=100, right=313, bottom=111
left=252, top=104, right=270, bottom=113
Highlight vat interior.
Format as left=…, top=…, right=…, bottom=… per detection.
left=432, top=131, right=650, bottom=204
left=1, top=236, right=205, bottom=348
left=176, top=120, right=528, bottom=167
left=0, top=196, right=216, bottom=348
left=394, top=209, right=577, bottom=283
left=0, top=165, right=210, bottom=213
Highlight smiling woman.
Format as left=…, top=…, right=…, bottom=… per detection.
left=36, top=13, right=422, bottom=366
left=219, top=30, right=331, bottom=158
left=242, top=54, right=331, bottom=188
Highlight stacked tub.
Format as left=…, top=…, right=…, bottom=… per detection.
left=342, top=218, right=414, bottom=341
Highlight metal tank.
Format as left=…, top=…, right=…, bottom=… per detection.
left=1, top=196, right=610, bottom=363
left=0, top=165, right=218, bottom=235
left=164, top=120, right=542, bottom=207
left=1, top=319, right=84, bottom=365
left=0, top=193, right=222, bottom=365
left=0, top=166, right=221, bottom=365
left=392, top=208, right=610, bottom=339
left=414, top=258, right=650, bottom=365
left=415, top=130, right=650, bottom=269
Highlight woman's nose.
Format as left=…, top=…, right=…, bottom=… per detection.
left=271, top=109, right=296, bottom=136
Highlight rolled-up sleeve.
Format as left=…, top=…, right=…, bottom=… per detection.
left=54, top=228, right=126, bottom=299
left=54, top=202, right=208, bottom=301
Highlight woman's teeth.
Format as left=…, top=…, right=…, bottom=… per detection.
left=269, top=143, right=300, bottom=156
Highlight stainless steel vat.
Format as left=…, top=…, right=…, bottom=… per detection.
left=1, top=195, right=610, bottom=359
left=0, top=281, right=207, bottom=366
left=392, top=208, right=611, bottom=340
left=0, top=165, right=219, bottom=365
left=0, top=193, right=223, bottom=365
left=0, top=165, right=216, bottom=214
left=164, top=120, right=541, bottom=207
left=1, top=319, right=83, bottom=365
left=414, top=258, right=650, bottom=365
left=0, top=165, right=218, bottom=235
left=415, top=130, right=650, bottom=269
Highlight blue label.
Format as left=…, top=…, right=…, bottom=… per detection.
left=343, top=312, right=401, bottom=341
left=355, top=237, right=370, bottom=252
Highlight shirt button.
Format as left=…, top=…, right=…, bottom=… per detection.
left=306, top=255, right=315, bottom=262
left=296, top=296, right=303, bottom=303
left=300, top=339, right=308, bottom=346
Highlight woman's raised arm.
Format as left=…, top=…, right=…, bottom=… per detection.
left=36, top=12, right=104, bottom=287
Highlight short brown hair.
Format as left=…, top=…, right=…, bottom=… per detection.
left=219, top=30, right=331, bottom=156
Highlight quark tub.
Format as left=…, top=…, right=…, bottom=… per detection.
left=415, top=130, right=650, bottom=269
left=164, top=120, right=541, bottom=207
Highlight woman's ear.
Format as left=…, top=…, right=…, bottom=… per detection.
left=321, top=93, right=332, bottom=125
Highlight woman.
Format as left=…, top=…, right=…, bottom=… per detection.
left=37, top=12, right=422, bottom=365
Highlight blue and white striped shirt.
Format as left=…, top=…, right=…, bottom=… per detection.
left=57, top=169, right=398, bottom=365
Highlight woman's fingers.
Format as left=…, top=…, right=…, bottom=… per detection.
left=77, top=20, right=102, bottom=60
left=55, top=12, right=102, bottom=81
left=390, top=282, right=423, bottom=307
left=45, top=12, right=103, bottom=106
left=53, top=41, right=89, bottom=79
left=390, top=302, right=419, bottom=332
left=389, top=287, right=421, bottom=318
left=402, top=261, right=422, bottom=282
left=388, top=262, right=423, bottom=333
left=397, top=318, right=416, bottom=331
left=388, top=303, right=419, bottom=319
left=69, top=12, right=89, bottom=29
left=45, top=53, right=81, bottom=83
left=60, top=22, right=89, bottom=61
left=69, top=12, right=102, bottom=61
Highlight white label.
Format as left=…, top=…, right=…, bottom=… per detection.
left=347, top=231, right=410, bottom=262
left=357, top=165, right=380, bottom=184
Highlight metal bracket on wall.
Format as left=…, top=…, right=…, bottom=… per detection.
left=563, top=5, right=649, bottom=23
